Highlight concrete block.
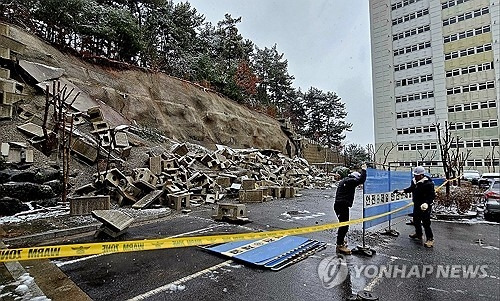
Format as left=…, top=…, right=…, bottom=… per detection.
left=117, top=182, right=141, bottom=204
left=92, top=121, right=109, bottom=133
left=118, top=146, right=131, bottom=159
left=0, top=35, right=26, bottom=54
left=132, top=190, right=163, bottom=209
left=216, top=176, right=231, bottom=188
left=25, top=149, right=33, bottom=163
left=87, top=106, right=103, bottom=122
left=0, top=23, right=9, bottom=36
left=172, top=143, right=189, bottom=156
left=230, top=183, right=241, bottom=190
left=71, top=138, right=98, bottom=162
left=70, top=195, right=110, bottom=216
left=3, top=92, right=24, bottom=105
left=0, top=46, right=9, bottom=59
left=242, top=179, right=256, bottom=190
left=239, top=189, right=264, bottom=203
left=164, top=184, right=181, bottom=194
left=7, top=148, right=21, bottom=163
left=166, top=192, right=191, bottom=211
left=161, top=159, right=178, bottom=170
left=0, top=103, right=12, bottom=119
left=73, top=183, right=96, bottom=195
left=212, top=203, right=249, bottom=223
left=284, top=187, right=295, bottom=198
left=100, top=168, right=127, bottom=188
left=134, top=168, right=158, bottom=186
left=97, top=131, right=111, bottom=147
left=114, top=132, right=129, bottom=148
left=0, top=67, right=10, bottom=79
left=149, top=156, right=162, bottom=175
left=1, top=142, right=9, bottom=157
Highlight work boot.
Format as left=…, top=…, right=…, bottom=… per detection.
left=336, top=244, right=352, bottom=255
left=424, top=239, right=434, bottom=248
left=409, top=233, right=422, bottom=239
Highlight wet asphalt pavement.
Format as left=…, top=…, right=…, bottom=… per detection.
left=49, top=188, right=499, bottom=301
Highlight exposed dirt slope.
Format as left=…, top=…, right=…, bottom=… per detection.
left=8, top=24, right=289, bottom=152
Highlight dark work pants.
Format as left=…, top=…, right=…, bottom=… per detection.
left=413, top=205, right=433, bottom=240
left=334, top=203, right=350, bottom=245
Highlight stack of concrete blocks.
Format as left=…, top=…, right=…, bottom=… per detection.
left=238, top=178, right=265, bottom=203
left=0, top=23, right=26, bottom=119
left=69, top=195, right=111, bottom=216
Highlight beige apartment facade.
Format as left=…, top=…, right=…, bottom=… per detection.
left=370, top=0, right=500, bottom=174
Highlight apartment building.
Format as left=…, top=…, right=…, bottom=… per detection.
left=370, top=0, right=500, bottom=174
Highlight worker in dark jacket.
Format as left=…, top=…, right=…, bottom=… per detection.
left=395, top=166, right=435, bottom=248
left=334, top=163, right=367, bottom=254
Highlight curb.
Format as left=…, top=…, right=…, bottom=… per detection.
left=3, top=210, right=173, bottom=247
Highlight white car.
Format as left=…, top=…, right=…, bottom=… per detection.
left=462, top=170, right=481, bottom=182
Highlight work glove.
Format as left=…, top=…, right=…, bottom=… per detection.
left=420, top=203, right=429, bottom=211
left=361, top=163, right=367, bottom=170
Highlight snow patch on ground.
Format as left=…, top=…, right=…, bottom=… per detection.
left=0, top=272, right=51, bottom=301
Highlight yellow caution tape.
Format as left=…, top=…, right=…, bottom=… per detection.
left=0, top=202, right=414, bottom=263
left=436, top=175, right=461, bottom=191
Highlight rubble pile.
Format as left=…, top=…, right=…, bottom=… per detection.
left=69, top=136, right=335, bottom=215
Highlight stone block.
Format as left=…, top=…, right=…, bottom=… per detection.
left=132, top=190, right=163, bottom=209
left=239, top=189, right=264, bottom=203
left=166, top=192, right=191, bottom=211
left=70, top=195, right=110, bottom=216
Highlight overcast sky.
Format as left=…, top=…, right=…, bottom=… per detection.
left=184, top=0, right=374, bottom=146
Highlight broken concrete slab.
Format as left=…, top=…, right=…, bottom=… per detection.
left=0, top=46, right=9, bottom=59
left=70, top=195, right=111, bottom=216
left=18, top=60, right=64, bottom=83
left=38, top=78, right=98, bottom=113
left=0, top=34, right=26, bottom=54
left=17, top=122, right=48, bottom=138
left=71, top=138, right=98, bottom=162
left=92, top=209, right=134, bottom=238
left=132, top=190, right=163, bottom=209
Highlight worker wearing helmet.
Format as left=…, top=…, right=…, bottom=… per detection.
left=334, top=163, right=367, bottom=254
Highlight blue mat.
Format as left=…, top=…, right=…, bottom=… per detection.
left=204, top=235, right=326, bottom=271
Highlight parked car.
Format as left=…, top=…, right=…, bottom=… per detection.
left=462, top=170, right=481, bottom=183
left=478, top=173, right=500, bottom=188
left=483, top=180, right=500, bottom=222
